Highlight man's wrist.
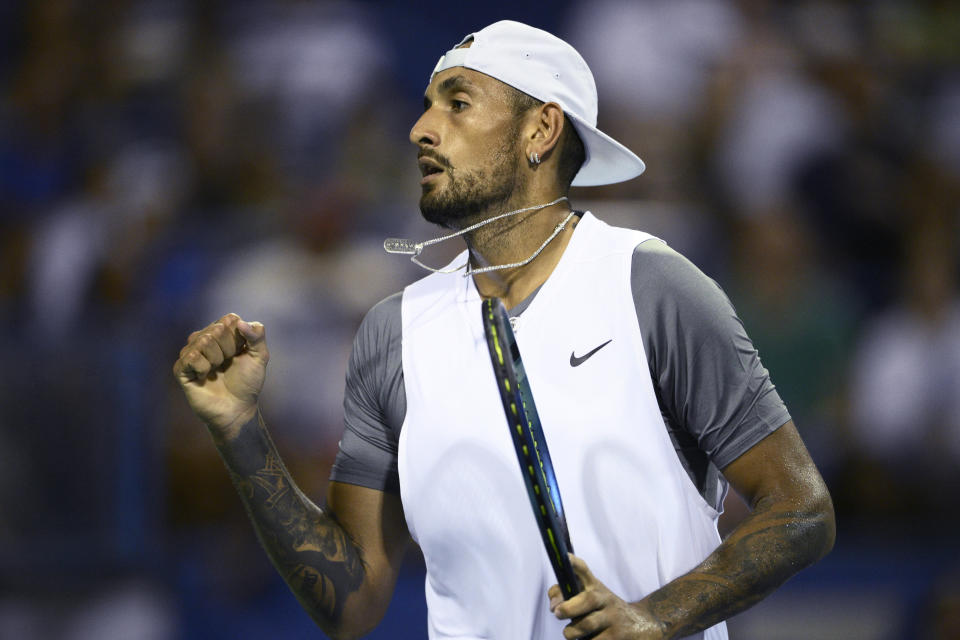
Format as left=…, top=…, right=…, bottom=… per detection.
left=207, top=405, right=259, bottom=445
left=630, top=598, right=671, bottom=639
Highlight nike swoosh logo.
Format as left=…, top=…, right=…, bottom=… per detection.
left=570, top=339, right=613, bottom=367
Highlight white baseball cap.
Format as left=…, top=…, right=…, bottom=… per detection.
left=430, top=20, right=645, bottom=187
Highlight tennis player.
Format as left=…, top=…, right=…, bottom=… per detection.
left=174, top=21, right=834, bottom=640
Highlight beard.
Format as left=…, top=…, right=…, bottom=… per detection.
left=419, top=135, right=524, bottom=229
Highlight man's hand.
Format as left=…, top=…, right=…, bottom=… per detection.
left=172, top=312, right=269, bottom=438
left=549, top=423, right=834, bottom=639
left=549, top=554, right=666, bottom=640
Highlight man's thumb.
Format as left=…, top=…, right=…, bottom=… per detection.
left=237, top=320, right=267, bottom=355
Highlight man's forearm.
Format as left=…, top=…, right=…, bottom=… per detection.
left=637, top=495, right=835, bottom=638
left=211, top=410, right=365, bottom=634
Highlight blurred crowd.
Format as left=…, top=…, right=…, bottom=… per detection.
left=0, top=1, right=958, bottom=638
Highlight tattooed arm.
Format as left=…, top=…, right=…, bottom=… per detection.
left=173, top=314, right=409, bottom=640
left=550, top=420, right=835, bottom=639
left=215, top=413, right=408, bottom=639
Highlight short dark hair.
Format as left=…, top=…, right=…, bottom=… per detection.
left=506, top=87, right=585, bottom=192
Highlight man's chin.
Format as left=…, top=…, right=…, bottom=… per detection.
left=420, top=193, right=467, bottom=228
left=419, top=203, right=455, bottom=227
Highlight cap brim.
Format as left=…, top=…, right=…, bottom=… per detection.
left=566, top=112, right=645, bottom=187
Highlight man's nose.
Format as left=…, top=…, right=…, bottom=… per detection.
left=409, top=110, right=439, bottom=148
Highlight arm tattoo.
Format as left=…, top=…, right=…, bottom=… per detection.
left=642, top=501, right=834, bottom=638
left=216, top=412, right=365, bottom=628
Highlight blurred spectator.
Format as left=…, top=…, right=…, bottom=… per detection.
left=223, top=1, right=389, bottom=177
left=728, top=209, right=856, bottom=476
left=566, top=0, right=742, bottom=122
left=925, top=566, right=960, bottom=640
left=0, top=2, right=84, bottom=216
left=27, top=144, right=187, bottom=342
left=928, top=77, right=960, bottom=178
left=848, top=203, right=960, bottom=515
left=0, top=579, right=174, bottom=640
left=565, top=0, right=742, bottom=204
left=711, top=38, right=849, bottom=217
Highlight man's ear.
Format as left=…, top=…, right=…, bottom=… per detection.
left=526, top=102, right=565, bottom=162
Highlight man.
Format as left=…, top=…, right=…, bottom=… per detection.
left=173, top=21, right=834, bottom=640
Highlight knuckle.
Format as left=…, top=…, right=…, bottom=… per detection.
left=563, top=623, right=584, bottom=640
left=215, top=326, right=235, bottom=349
left=586, top=590, right=600, bottom=608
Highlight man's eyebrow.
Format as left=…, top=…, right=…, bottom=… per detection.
left=424, top=74, right=475, bottom=110
left=438, top=74, right=474, bottom=94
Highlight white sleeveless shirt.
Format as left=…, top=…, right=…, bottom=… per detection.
left=398, top=213, right=727, bottom=639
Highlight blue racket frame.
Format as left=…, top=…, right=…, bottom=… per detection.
left=482, top=297, right=581, bottom=598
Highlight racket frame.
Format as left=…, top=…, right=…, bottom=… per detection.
left=481, top=297, right=581, bottom=598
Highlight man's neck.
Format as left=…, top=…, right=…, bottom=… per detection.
left=464, top=196, right=577, bottom=309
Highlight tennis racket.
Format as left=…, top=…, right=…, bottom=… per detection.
left=481, top=297, right=582, bottom=599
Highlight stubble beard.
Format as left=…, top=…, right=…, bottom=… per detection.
left=419, top=135, right=524, bottom=230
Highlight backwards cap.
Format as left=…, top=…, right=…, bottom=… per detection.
left=430, top=20, right=645, bottom=187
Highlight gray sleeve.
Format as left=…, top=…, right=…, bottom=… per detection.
left=329, top=292, right=406, bottom=493
left=632, top=240, right=790, bottom=471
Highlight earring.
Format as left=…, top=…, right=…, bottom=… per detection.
left=529, top=151, right=541, bottom=165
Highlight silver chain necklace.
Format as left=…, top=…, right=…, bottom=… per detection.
left=383, top=196, right=572, bottom=276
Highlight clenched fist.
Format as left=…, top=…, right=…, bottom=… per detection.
left=173, top=313, right=269, bottom=439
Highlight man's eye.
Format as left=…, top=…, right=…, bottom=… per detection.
left=451, top=100, right=468, bottom=112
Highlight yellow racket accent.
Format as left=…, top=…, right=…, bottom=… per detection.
left=482, top=297, right=580, bottom=600
left=489, top=314, right=505, bottom=366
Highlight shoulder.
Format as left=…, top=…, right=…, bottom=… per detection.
left=630, top=239, right=746, bottom=376
left=631, top=239, right=716, bottom=290
left=356, top=292, right=403, bottom=344
left=350, top=292, right=403, bottom=384
left=363, top=291, right=403, bottom=323
left=630, top=240, right=730, bottom=322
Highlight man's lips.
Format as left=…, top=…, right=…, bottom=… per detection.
left=418, top=156, right=446, bottom=184
left=420, top=171, right=443, bottom=185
